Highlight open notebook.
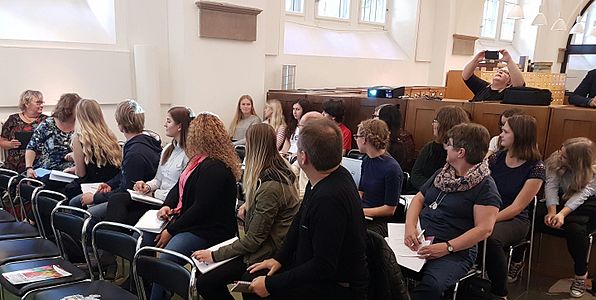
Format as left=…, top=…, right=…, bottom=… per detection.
left=192, top=237, right=239, bottom=274
left=127, top=190, right=164, bottom=206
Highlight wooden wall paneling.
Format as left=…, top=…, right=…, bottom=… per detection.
left=472, top=102, right=551, bottom=155
left=545, top=106, right=596, bottom=156
left=445, top=70, right=474, bottom=100
left=404, top=99, right=471, bottom=151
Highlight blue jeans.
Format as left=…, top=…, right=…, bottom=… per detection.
left=68, top=194, right=108, bottom=219
left=144, top=231, right=210, bottom=300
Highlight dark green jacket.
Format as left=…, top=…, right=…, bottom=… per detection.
left=213, top=173, right=299, bottom=265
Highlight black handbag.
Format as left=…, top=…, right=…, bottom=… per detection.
left=457, top=276, right=494, bottom=300
left=502, top=87, right=552, bottom=106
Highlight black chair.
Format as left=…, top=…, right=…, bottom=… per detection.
left=0, top=178, right=45, bottom=241
left=347, top=149, right=365, bottom=160
left=133, top=246, right=198, bottom=300
left=0, top=169, right=19, bottom=223
left=366, top=230, right=409, bottom=300
left=0, top=203, right=90, bottom=299
left=22, top=221, right=142, bottom=300
left=505, top=196, right=538, bottom=292
left=0, top=190, right=64, bottom=267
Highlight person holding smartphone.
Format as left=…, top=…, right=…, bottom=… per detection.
left=462, top=49, right=525, bottom=101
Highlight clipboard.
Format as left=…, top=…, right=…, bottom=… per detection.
left=15, top=131, right=33, bottom=150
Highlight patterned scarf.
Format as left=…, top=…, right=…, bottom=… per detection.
left=433, top=160, right=491, bottom=193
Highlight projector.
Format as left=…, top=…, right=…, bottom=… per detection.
left=367, top=86, right=394, bottom=98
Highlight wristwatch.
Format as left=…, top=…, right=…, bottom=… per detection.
left=446, top=241, right=454, bottom=253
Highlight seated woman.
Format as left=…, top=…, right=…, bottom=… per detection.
left=404, top=123, right=501, bottom=300
left=462, top=49, right=525, bottom=101
left=485, top=115, right=544, bottom=299
left=0, top=90, right=47, bottom=173
left=355, top=119, right=404, bottom=236
left=63, top=99, right=122, bottom=199
left=105, top=106, right=192, bottom=225
left=410, top=106, right=469, bottom=190
left=485, top=108, right=524, bottom=158
left=230, top=95, right=261, bottom=146
left=263, top=99, right=287, bottom=151
left=374, top=103, right=412, bottom=171
left=192, top=123, right=299, bottom=300
left=68, top=100, right=161, bottom=219
left=25, top=93, right=81, bottom=177
left=542, top=137, right=596, bottom=298
left=282, top=99, right=311, bottom=155
left=147, top=112, right=241, bottom=300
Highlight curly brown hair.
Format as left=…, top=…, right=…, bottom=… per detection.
left=186, top=113, right=242, bottom=181
left=358, top=119, right=390, bottom=150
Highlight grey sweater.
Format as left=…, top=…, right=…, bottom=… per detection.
left=232, top=115, right=261, bottom=145
left=545, top=169, right=596, bottom=211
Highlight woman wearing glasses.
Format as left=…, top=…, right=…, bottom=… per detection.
left=410, top=106, right=469, bottom=191
left=404, top=123, right=501, bottom=299
left=0, top=90, right=47, bottom=173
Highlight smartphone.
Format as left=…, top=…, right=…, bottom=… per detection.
left=230, top=281, right=253, bottom=293
left=485, top=50, right=500, bottom=60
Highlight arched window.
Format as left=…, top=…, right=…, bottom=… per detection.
left=562, top=0, right=596, bottom=89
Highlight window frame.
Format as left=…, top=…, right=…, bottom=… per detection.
left=285, top=0, right=306, bottom=16
left=479, top=0, right=517, bottom=43
left=285, top=0, right=388, bottom=30
left=358, top=0, right=388, bottom=26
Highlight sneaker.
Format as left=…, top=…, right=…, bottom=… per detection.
left=507, top=261, right=524, bottom=283
left=570, top=278, right=586, bottom=298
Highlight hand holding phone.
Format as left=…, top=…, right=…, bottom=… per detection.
left=485, top=50, right=500, bottom=60
left=230, top=281, right=253, bottom=293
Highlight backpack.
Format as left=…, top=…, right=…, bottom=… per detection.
left=502, top=87, right=552, bottom=106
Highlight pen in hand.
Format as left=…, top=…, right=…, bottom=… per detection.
left=410, top=229, right=425, bottom=247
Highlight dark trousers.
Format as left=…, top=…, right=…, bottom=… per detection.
left=537, top=201, right=596, bottom=276
left=410, top=250, right=475, bottom=300
left=483, top=218, right=529, bottom=296
left=105, top=192, right=156, bottom=225
left=242, top=281, right=365, bottom=300
left=196, top=257, right=263, bottom=300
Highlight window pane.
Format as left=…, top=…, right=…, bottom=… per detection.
left=317, top=0, right=350, bottom=19
left=285, top=0, right=304, bottom=13
left=480, top=0, right=499, bottom=39
left=500, top=1, right=516, bottom=41
left=361, top=0, right=386, bottom=23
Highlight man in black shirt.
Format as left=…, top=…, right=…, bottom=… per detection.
left=569, top=68, right=596, bottom=107
left=462, top=49, right=525, bottom=101
left=247, top=119, right=369, bottom=300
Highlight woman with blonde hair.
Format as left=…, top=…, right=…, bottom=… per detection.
left=355, top=119, right=404, bottom=236
left=410, top=106, right=470, bottom=190
left=0, top=90, right=47, bottom=173
left=63, top=99, right=121, bottom=198
left=193, top=123, right=299, bottom=300
left=230, top=95, right=261, bottom=146
left=263, top=99, right=287, bottom=151
left=148, top=112, right=241, bottom=300
left=542, top=137, right=596, bottom=297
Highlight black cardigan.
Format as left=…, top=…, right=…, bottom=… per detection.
left=163, top=157, right=238, bottom=245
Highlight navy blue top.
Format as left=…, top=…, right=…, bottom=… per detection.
left=570, top=69, right=596, bottom=107
left=419, top=170, right=501, bottom=258
left=359, top=154, right=403, bottom=208
left=488, top=150, right=545, bottom=221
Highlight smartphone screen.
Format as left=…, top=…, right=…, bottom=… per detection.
left=485, top=50, right=500, bottom=60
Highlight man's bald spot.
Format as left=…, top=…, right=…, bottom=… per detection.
left=299, top=111, right=325, bottom=126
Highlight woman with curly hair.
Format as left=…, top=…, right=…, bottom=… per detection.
left=542, top=137, right=596, bottom=297
left=148, top=112, right=242, bottom=300
left=355, top=119, right=404, bottom=236
left=64, top=99, right=121, bottom=198
left=263, top=99, right=287, bottom=151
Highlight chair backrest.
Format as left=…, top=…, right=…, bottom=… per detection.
left=91, top=221, right=143, bottom=280
left=133, top=247, right=197, bottom=300
left=234, top=145, right=246, bottom=162
left=347, top=149, right=365, bottom=160
left=16, top=177, right=45, bottom=221
left=0, top=168, right=19, bottom=209
left=342, top=157, right=362, bottom=186
left=365, top=230, right=409, bottom=300
left=32, top=190, right=67, bottom=240
left=51, top=202, right=93, bottom=269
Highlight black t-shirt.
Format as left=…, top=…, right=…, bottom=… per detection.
left=464, top=74, right=508, bottom=101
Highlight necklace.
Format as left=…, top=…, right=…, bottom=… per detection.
left=429, top=192, right=448, bottom=210
left=20, top=113, right=37, bottom=123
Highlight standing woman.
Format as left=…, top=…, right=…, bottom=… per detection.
left=410, top=106, right=469, bottom=190
left=355, top=119, right=404, bottom=236
left=0, top=90, right=47, bottom=173
left=64, top=99, right=122, bottom=198
left=263, top=99, right=288, bottom=151
left=485, top=115, right=544, bottom=299
left=543, top=137, right=596, bottom=298
left=25, top=93, right=81, bottom=177
left=230, top=95, right=261, bottom=146
left=105, top=106, right=193, bottom=225
left=193, top=123, right=299, bottom=300
left=148, top=112, right=241, bottom=300
left=282, top=99, right=311, bottom=155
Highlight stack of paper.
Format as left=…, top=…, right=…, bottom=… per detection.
left=385, top=223, right=432, bottom=272
left=127, top=190, right=163, bottom=206
left=134, top=210, right=167, bottom=233
left=80, top=183, right=101, bottom=194
left=192, top=237, right=239, bottom=274
left=49, top=170, right=78, bottom=183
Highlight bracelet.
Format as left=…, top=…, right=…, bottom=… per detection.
left=25, top=166, right=33, bottom=170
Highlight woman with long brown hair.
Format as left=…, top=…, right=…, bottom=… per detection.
left=543, top=137, right=596, bottom=297
left=148, top=112, right=241, bottom=300
left=193, top=123, right=299, bottom=300
left=230, top=95, right=261, bottom=145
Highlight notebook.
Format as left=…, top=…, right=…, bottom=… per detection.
left=134, top=210, right=167, bottom=233
left=127, top=190, right=164, bottom=206
left=49, top=170, right=78, bottom=183
left=341, top=157, right=362, bottom=186
left=192, top=237, right=239, bottom=274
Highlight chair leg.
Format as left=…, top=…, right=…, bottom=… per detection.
left=452, top=281, right=459, bottom=300
left=587, top=234, right=593, bottom=265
